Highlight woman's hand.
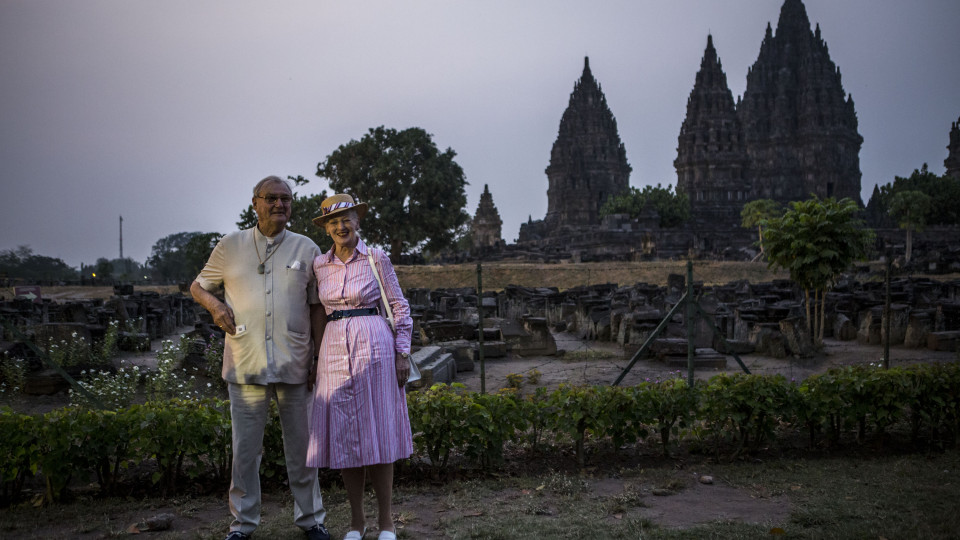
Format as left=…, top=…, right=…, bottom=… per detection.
left=396, top=351, right=411, bottom=387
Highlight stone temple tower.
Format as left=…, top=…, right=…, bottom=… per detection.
left=946, top=116, right=960, bottom=179
left=544, top=57, right=631, bottom=230
left=674, top=34, right=748, bottom=226
left=471, top=184, right=503, bottom=249
left=737, top=0, right=863, bottom=205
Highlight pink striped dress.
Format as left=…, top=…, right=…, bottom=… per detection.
left=306, top=238, right=414, bottom=469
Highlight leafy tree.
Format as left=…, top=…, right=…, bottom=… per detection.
left=740, top=199, right=782, bottom=260
left=887, top=190, right=933, bottom=263
left=237, top=176, right=330, bottom=251
left=94, top=258, right=114, bottom=282
left=182, top=232, right=224, bottom=279
left=864, top=185, right=894, bottom=228
left=875, top=164, right=960, bottom=226
left=763, top=197, right=874, bottom=346
left=315, top=126, right=469, bottom=262
left=599, top=184, right=690, bottom=228
left=0, top=245, right=77, bottom=282
left=147, top=231, right=220, bottom=282
left=106, top=258, right=145, bottom=281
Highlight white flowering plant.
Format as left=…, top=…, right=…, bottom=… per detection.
left=70, top=363, right=141, bottom=410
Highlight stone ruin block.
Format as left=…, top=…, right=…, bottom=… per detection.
left=832, top=313, right=858, bottom=341
left=881, top=304, right=911, bottom=346
left=857, top=308, right=882, bottom=345
left=420, top=320, right=465, bottom=343
left=477, top=340, right=508, bottom=358
left=440, top=342, right=476, bottom=371
left=615, top=312, right=634, bottom=346
left=748, top=325, right=788, bottom=358
left=181, top=337, right=209, bottom=372
left=56, top=302, right=90, bottom=324
left=520, top=317, right=557, bottom=356
left=904, top=310, right=935, bottom=348
left=406, top=346, right=456, bottom=390
left=498, top=318, right=557, bottom=356
left=650, top=338, right=688, bottom=359
left=480, top=295, right=499, bottom=318
left=927, top=331, right=960, bottom=352
left=666, top=273, right=686, bottom=293
left=113, top=283, right=134, bottom=296
left=712, top=335, right=755, bottom=355
left=937, top=302, right=960, bottom=332
left=779, top=317, right=815, bottom=357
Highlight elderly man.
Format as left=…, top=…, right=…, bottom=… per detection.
left=191, top=176, right=329, bottom=540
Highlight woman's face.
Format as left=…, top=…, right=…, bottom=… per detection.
left=324, top=211, right=359, bottom=250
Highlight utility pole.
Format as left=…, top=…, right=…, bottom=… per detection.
left=119, top=215, right=124, bottom=259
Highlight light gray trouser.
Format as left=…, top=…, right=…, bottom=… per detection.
left=228, top=382, right=326, bottom=535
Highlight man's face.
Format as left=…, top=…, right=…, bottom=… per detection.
left=252, top=181, right=293, bottom=231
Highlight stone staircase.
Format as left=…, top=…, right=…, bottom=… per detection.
left=407, top=345, right=457, bottom=390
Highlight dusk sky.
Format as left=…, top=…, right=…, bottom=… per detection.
left=2, top=0, right=958, bottom=269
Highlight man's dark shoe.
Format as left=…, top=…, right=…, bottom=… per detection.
left=305, top=523, right=331, bottom=540
left=225, top=532, right=250, bottom=540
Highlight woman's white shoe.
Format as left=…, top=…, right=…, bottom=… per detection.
left=342, top=528, right=366, bottom=540
left=377, top=530, right=396, bottom=540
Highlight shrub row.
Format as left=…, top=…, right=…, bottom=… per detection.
left=2, top=361, right=959, bottom=505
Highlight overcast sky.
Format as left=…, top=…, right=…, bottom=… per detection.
left=2, top=0, right=958, bottom=269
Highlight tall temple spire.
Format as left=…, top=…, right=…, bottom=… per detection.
left=544, top=57, right=631, bottom=229
left=775, top=0, right=812, bottom=41
left=471, top=184, right=503, bottom=249
left=946, top=116, right=960, bottom=179
left=675, top=34, right=747, bottom=225
left=738, top=0, right=863, bottom=204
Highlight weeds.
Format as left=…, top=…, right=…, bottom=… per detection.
left=0, top=352, right=26, bottom=396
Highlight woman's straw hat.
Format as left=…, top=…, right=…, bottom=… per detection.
left=312, top=193, right=368, bottom=226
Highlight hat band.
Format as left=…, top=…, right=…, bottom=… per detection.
left=321, top=201, right=355, bottom=215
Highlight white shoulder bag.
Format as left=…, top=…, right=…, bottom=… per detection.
left=368, top=251, right=421, bottom=383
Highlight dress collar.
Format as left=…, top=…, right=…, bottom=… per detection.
left=322, top=236, right=369, bottom=264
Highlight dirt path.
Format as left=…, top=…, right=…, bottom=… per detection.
left=451, top=332, right=957, bottom=394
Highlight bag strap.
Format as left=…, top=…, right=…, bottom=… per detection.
left=367, top=250, right=395, bottom=331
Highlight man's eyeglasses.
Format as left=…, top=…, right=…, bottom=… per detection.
left=257, top=195, right=293, bottom=205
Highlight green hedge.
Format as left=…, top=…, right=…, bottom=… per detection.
left=2, top=361, right=959, bottom=505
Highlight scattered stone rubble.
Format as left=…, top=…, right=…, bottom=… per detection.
left=4, top=272, right=959, bottom=395
left=402, top=272, right=960, bottom=382
left=0, top=287, right=197, bottom=395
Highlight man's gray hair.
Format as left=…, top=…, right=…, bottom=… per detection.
left=252, top=175, right=293, bottom=196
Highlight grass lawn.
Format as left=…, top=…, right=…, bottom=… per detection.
left=2, top=448, right=958, bottom=539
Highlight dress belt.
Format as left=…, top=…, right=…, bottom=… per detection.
left=328, top=307, right=380, bottom=321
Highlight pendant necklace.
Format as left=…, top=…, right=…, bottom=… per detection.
left=254, top=228, right=286, bottom=274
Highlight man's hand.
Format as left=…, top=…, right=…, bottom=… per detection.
left=190, top=281, right=236, bottom=335
left=211, top=303, right=237, bottom=335
left=308, top=356, right=318, bottom=391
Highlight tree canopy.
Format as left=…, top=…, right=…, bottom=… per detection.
left=763, top=196, right=874, bottom=345
left=599, top=184, right=690, bottom=228
left=147, top=231, right=222, bottom=282
left=316, top=126, right=469, bottom=262
left=867, top=164, right=960, bottom=227
left=740, top=199, right=782, bottom=259
left=887, top=190, right=933, bottom=263
left=0, top=246, right=77, bottom=282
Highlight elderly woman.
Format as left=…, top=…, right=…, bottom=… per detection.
left=306, top=194, right=413, bottom=540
